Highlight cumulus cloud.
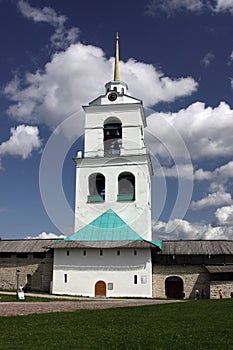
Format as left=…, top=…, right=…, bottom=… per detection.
left=0, top=125, right=41, bottom=159
left=26, top=231, right=66, bottom=239
left=201, top=52, right=215, bottom=67
left=191, top=191, right=233, bottom=210
left=215, top=0, right=233, bottom=13
left=214, top=205, right=233, bottom=226
left=152, top=217, right=233, bottom=240
left=146, top=0, right=233, bottom=16
left=18, top=0, right=79, bottom=49
left=195, top=160, right=233, bottom=182
left=146, top=0, right=205, bottom=17
left=146, top=101, right=233, bottom=161
left=3, top=43, right=197, bottom=131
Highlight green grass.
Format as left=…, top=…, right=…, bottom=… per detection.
left=0, top=294, right=61, bottom=302
left=0, top=299, right=233, bottom=350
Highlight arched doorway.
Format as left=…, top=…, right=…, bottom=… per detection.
left=95, top=280, right=106, bottom=297
left=165, top=276, right=184, bottom=299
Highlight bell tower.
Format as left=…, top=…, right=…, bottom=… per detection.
left=74, top=34, right=152, bottom=240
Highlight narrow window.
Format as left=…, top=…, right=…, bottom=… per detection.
left=67, top=250, right=69, bottom=256
left=83, top=250, right=86, bottom=256
left=134, top=275, right=138, bottom=285
left=118, top=172, right=135, bottom=201
left=64, top=274, right=67, bottom=283
left=100, top=250, right=103, bottom=256
left=134, top=250, right=137, bottom=256
left=117, top=250, right=120, bottom=256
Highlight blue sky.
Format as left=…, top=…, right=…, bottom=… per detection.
left=1, top=0, right=233, bottom=240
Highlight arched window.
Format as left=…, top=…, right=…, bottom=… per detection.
left=117, top=172, right=135, bottom=201
left=104, top=117, right=122, bottom=157
left=88, top=173, right=105, bottom=202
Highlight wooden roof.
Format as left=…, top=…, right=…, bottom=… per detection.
left=48, top=240, right=160, bottom=250
left=205, top=265, right=233, bottom=273
left=0, top=239, right=54, bottom=253
left=158, top=240, right=233, bottom=255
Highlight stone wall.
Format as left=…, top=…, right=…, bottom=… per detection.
left=152, top=264, right=210, bottom=299
left=0, top=252, right=53, bottom=292
left=210, top=281, right=233, bottom=299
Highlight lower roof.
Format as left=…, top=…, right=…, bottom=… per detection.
left=0, top=239, right=54, bottom=253
left=205, top=265, right=233, bottom=273
left=158, top=240, right=233, bottom=255
left=48, top=240, right=161, bottom=250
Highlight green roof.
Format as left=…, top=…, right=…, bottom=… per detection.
left=66, top=210, right=144, bottom=241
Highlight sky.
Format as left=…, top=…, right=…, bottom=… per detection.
left=1, top=0, right=233, bottom=240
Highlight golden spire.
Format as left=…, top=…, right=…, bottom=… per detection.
left=114, top=32, right=120, bottom=81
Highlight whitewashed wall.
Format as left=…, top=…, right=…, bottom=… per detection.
left=52, top=248, right=152, bottom=298
left=74, top=156, right=152, bottom=240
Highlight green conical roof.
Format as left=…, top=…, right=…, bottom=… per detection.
left=66, top=210, right=144, bottom=241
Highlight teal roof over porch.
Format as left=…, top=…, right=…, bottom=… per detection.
left=64, top=210, right=162, bottom=250
left=66, top=210, right=143, bottom=241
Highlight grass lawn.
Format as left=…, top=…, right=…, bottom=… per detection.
left=0, top=299, right=232, bottom=350
left=0, top=294, right=67, bottom=302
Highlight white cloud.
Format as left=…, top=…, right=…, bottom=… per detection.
left=0, top=125, right=41, bottom=159
left=26, top=231, right=66, bottom=239
left=159, top=164, right=194, bottom=179
left=201, top=52, right=215, bottom=67
left=18, top=0, right=79, bottom=49
left=146, top=102, right=233, bottom=161
left=4, top=43, right=197, bottom=131
left=147, top=0, right=205, bottom=17
left=191, top=191, right=233, bottom=210
left=146, top=0, right=233, bottom=16
left=195, top=161, right=233, bottom=182
left=215, top=0, right=233, bottom=13
left=214, top=205, right=233, bottom=226
left=152, top=217, right=233, bottom=240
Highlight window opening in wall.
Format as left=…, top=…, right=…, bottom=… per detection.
left=104, top=118, right=122, bottom=157
left=134, top=275, right=138, bottom=284
left=64, top=274, right=67, bottom=283
left=118, top=172, right=135, bottom=201
left=0, top=253, right=11, bottom=258
left=33, top=252, right=46, bottom=259
left=67, top=250, right=69, bottom=256
left=108, top=282, right=114, bottom=290
left=83, top=250, right=86, bottom=256
left=88, top=173, right=105, bottom=202
left=134, top=250, right=137, bottom=256
left=100, top=250, right=103, bottom=256
left=16, top=253, right=28, bottom=259
left=117, top=250, right=120, bottom=256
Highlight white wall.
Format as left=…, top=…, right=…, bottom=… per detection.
left=74, top=156, right=152, bottom=240
left=84, top=104, right=146, bottom=158
left=52, top=248, right=152, bottom=298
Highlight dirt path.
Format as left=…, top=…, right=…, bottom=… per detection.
left=0, top=298, right=183, bottom=317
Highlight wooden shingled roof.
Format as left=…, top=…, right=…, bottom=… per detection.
left=0, top=239, right=54, bottom=253
left=158, top=240, right=233, bottom=255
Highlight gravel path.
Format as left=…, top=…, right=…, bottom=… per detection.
left=0, top=299, right=183, bottom=317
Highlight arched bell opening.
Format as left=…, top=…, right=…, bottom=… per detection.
left=88, top=173, right=105, bottom=202
left=117, top=172, right=135, bottom=201
left=104, top=117, right=122, bottom=157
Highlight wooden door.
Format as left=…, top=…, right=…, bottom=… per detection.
left=165, top=277, right=183, bottom=299
left=95, top=280, right=106, bottom=296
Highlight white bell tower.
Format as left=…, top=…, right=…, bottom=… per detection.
left=74, top=34, right=152, bottom=240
